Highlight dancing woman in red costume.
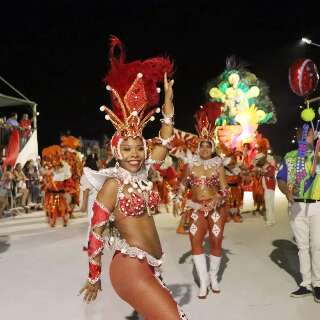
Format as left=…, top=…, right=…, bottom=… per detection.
left=182, top=106, right=228, bottom=299
left=79, top=37, right=187, bottom=320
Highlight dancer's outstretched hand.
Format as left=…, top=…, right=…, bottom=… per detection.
left=164, top=72, right=174, bottom=102
left=79, top=279, right=102, bottom=303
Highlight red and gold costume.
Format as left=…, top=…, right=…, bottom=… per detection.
left=251, top=136, right=272, bottom=213
left=83, top=36, right=187, bottom=319
left=61, top=135, right=83, bottom=213
left=42, top=145, right=71, bottom=227
left=153, top=156, right=179, bottom=211
left=252, top=168, right=265, bottom=212
left=225, top=154, right=243, bottom=222
left=179, top=104, right=228, bottom=298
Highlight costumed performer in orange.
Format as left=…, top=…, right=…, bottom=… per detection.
left=61, top=135, right=83, bottom=217
left=224, top=151, right=243, bottom=222
left=42, top=145, right=71, bottom=227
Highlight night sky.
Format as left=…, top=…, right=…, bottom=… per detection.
left=0, top=0, right=319, bottom=156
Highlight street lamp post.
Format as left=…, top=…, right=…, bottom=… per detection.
left=301, top=37, right=320, bottom=48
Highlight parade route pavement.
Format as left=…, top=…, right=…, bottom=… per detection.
left=0, top=189, right=319, bottom=319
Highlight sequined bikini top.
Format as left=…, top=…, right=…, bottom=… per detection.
left=118, top=186, right=160, bottom=217
left=186, top=156, right=222, bottom=189
left=187, top=173, right=220, bottom=188
left=114, top=166, right=160, bottom=217
left=82, top=162, right=162, bottom=218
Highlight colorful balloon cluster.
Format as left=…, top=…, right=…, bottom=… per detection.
left=289, top=58, right=320, bottom=122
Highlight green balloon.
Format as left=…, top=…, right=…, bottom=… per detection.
left=238, top=82, right=249, bottom=92
left=218, top=82, right=229, bottom=93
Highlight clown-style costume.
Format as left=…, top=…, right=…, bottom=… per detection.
left=277, top=124, right=320, bottom=296
left=80, top=36, right=187, bottom=319
left=181, top=104, right=228, bottom=299
left=42, top=145, right=71, bottom=227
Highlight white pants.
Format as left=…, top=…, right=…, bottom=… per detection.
left=289, top=202, right=320, bottom=288
left=264, top=189, right=275, bottom=224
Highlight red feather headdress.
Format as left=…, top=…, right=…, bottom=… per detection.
left=194, top=102, right=222, bottom=142
left=100, top=36, right=174, bottom=158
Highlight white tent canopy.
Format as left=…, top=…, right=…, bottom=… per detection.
left=0, top=93, right=35, bottom=108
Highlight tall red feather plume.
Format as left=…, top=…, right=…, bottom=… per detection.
left=194, top=102, right=222, bottom=139
left=104, top=36, right=173, bottom=120
left=202, top=101, right=222, bottom=123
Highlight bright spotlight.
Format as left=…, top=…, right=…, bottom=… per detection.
left=301, top=37, right=320, bottom=48
left=302, top=37, right=312, bottom=44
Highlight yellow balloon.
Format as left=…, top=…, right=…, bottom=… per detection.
left=256, top=110, right=266, bottom=120
left=301, top=108, right=315, bottom=122
left=247, top=86, right=260, bottom=98
left=209, top=87, right=224, bottom=100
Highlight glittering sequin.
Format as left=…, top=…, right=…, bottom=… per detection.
left=191, top=212, right=198, bottom=221
left=212, top=224, right=221, bottom=237
left=187, top=173, right=219, bottom=188
left=119, top=191, right=160, bottom=216
left=190, top=223, right=198, bottom=236
left=211, top=211, right=220, bottom=223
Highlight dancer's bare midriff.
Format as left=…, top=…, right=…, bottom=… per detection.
left=115, top=211, right=163, bottom=259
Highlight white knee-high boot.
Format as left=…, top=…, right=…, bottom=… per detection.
left=210, top=255, right=221, bottom=293
left=193, top=254, right=209, bottom=298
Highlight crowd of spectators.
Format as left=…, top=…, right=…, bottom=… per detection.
left=0, top=158, right=42, bottom=218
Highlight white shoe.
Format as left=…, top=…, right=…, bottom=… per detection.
left=193, top=254, right=209, bottom=298
left=210, top=255, right=221, bottom=293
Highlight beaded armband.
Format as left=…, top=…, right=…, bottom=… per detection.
left=88, top=200, right=110, bottom=284
left=158, top=133, right=174, bottom=147
left=160, top=117, right=174, bottom=125
left=160, top=108, right=174, bottom=126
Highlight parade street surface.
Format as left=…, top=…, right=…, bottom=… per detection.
left=0, top=189, right=318, bottom=320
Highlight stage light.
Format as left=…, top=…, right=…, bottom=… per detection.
left=37, top=112, right=40, bottom=116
